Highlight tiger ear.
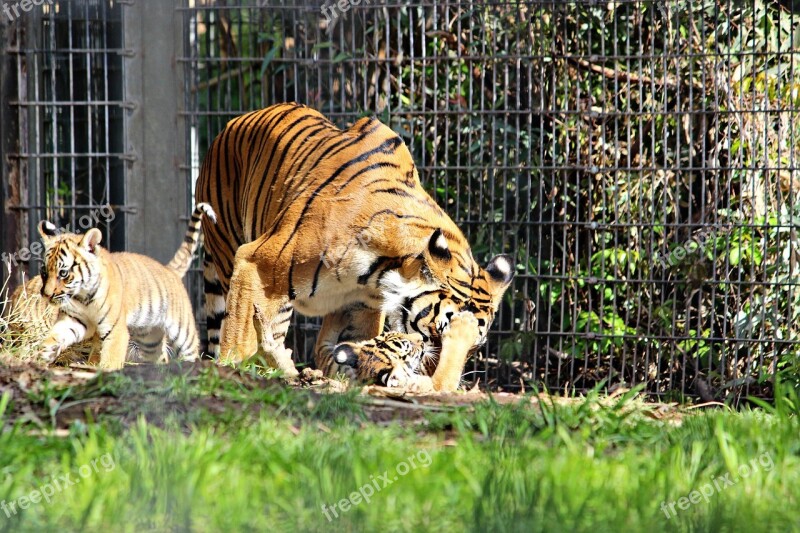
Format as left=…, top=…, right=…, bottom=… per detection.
left=333, top=344, right=358, bottom=367
left=427, top=229, right=451, bottom=261
left=81, top=228, right=103, bottom=253
left=37, top=220, right=58, bottom=241
left=484, top=254, right=514, bottom=308
left=485, top=254, right=514, bottom=287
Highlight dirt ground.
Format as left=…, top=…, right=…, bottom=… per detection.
left=0, top=354, right=686, bottom=434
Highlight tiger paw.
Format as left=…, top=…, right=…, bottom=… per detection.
left=264, top=345, right=299, bottom=378
left=301, top=367, right=324, bottom=381
left=38, top=343, right=61, bottom=365
left=402, top=374, right=435, bottom=393
left=277, top=361, right=300, bottom=379
left=441, top=311, right=480, bottom=345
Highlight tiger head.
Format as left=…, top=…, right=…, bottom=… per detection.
left=334, top=331, right=425, bottom=387
left=379, top=228, right=514, bottom=353
left=37, top=221, right=104, bottom=305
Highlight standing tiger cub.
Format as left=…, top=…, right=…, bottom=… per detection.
left=36, top=203, right=216, bottom=369
left=3, top=203, right=214, bottom=364
left=196, top=103, right=514, bottom=391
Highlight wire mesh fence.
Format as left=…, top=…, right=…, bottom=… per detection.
left=179, top=0, right=799, bottom=401
left=1, top=0, right=128, bottom=268
left=3, top=0, right=799, bottom=402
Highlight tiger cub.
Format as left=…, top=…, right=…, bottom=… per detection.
left=332, top=332, right=425, bottom=388
left=331, top=312, right=481, bottom=391
left=35, top=204, right=215, bottom=369
left=1, top=204, right=214, bottom=363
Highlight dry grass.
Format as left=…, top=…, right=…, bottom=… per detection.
left=0, top=274, right=95, bottom=364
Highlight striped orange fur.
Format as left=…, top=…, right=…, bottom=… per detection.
left=35, top=203, right=215, bottom=369
left=196, top=103, right=513, bottom=390
left=332, top=332, right=426, bottom=388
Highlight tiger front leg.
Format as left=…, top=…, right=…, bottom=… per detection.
left=222, top=242, right=297, bottom=376
left=97, top=323, right=130, bottom=371
left=39, top=313, right=94, bottom=365
left=430, top=312, right=481, bottom=392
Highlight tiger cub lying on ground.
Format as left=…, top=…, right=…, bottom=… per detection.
left=332, top=332, right=425, bottom=388
left=31, top=204, right=215, bottom=369
left=330, top=311, right=482, bottom=392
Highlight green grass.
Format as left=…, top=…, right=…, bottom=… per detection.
left=0, top=367, right=798, bottom=533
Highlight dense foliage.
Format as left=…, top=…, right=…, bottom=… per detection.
left=186, top=0, right=799, bottom=400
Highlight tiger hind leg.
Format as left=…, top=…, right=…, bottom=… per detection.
left=221, top=246, right=296, bottom=376
left=132, top=329, right=166, bottom=363
left=165, top=314, right=200, bottom=363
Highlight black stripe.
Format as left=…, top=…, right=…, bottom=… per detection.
left=254, top=114, right=325, bottom=235
left=376, top=263, right=399, bottom=285
left=310, top=260, right=325, bottom=297
left=279, top=124, right=335, bottom=183
left=70, top=314, right=88, bottom=330
left=139, top=339, right=162, bottom=350
left=207, top=313, right=223, bottom=330
left=358, top=256, right=391, bottom=285
left=358, top=256, right=405, bottom=285
left=470, top=284, right=490, bottom=296
left=267, top=136, right=404, bottom=258
left=267, top=121, right=387, bottom=225
left=100, top=318, right=119, bottom=341
left=96, top=304, right=112, bottom=328
left=410, top=303, right=433, bottom=334
left=242, top=107, right=278, bottom=156
left=204, top=282, right=224, bottom=295
left=365, top=209, right=426, bottom=227
left=245, top=106, right=306, bottom=218
left=84, top=284, right=98, bottom=303
left=288, top=262, right=297, bottom=300
left=369, top=187, right=416, bottom=198
left=334, top=162, right=400, bottom=194
left=449, top=285, right=471, bottom=300
left=174, top=321, right=188, bottom=350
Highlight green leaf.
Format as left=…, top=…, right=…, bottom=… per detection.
left=260, top=46, right=281, bottom=78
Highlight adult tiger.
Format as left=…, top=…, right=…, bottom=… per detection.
left=196, top=103, right=513, bottom=391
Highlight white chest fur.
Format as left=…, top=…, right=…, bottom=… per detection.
left=291, top=249, right=384, bottom=316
